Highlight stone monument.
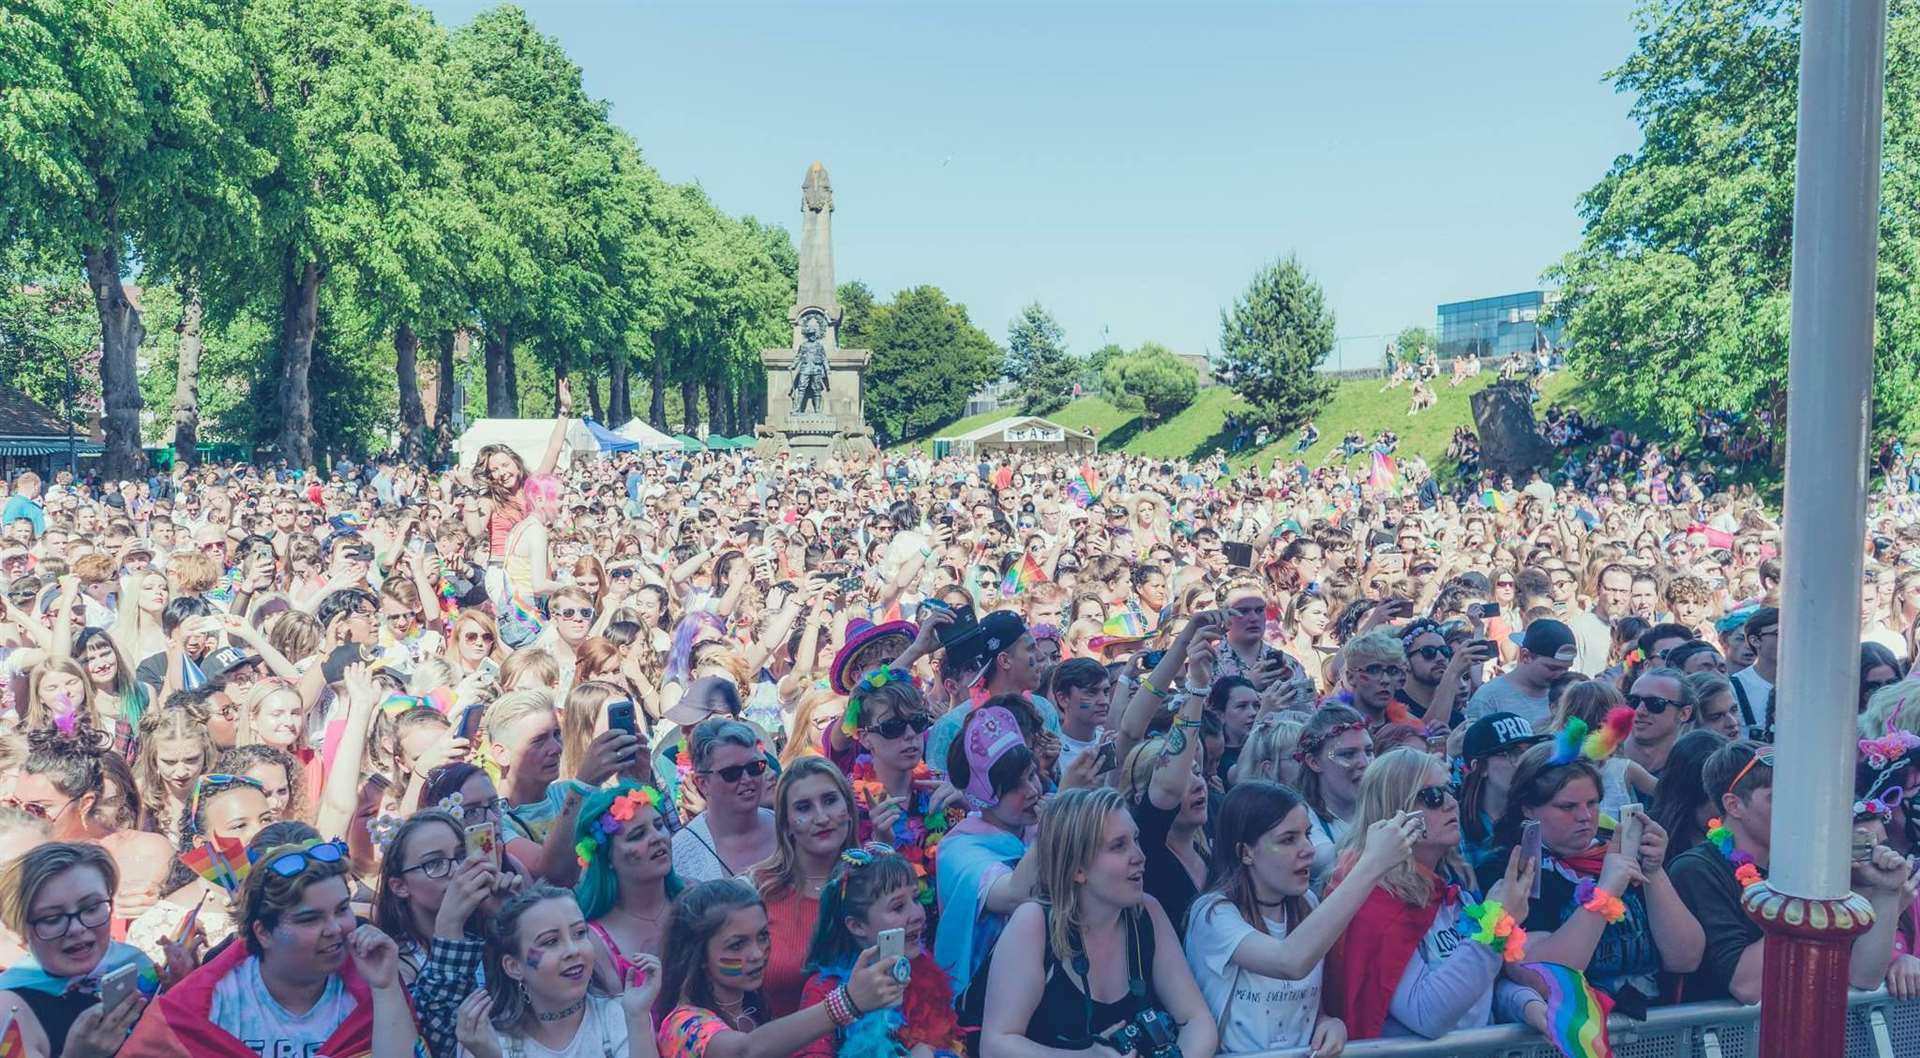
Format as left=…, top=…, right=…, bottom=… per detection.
left=757, top=162, right=876, bottom=458
left=1469, top=379, right=1554, bottom=475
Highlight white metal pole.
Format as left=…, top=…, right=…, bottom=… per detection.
left=1774, top=0, right=1886, bottom=899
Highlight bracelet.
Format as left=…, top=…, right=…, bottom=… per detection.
left=825, top=985, right=857, bottom=1027
left=1143, top=682, right=1168, bottom=699
left=1172, top=716, right=1203, bottom=730
left=1461, top=900, right=1528, bottom=962
left=1574, top=880, right=1626, bottom=923
left=843, top=984, right=865, bottom=1018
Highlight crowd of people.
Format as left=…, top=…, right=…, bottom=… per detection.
left=0, top=393, right=1917, bottom=1058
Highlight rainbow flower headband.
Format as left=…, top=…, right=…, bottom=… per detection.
left=1860, top=732, right=1920, bottom=769
left=1855, top=786, right=1904, bottom=821
left=575, top=786, right=664, bottom=869
left=1548, top=707, right=1634, bottom=766
left=841, top=666, right=911, bottom=736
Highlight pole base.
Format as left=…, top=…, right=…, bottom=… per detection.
left=1743, top=883, right=1875, bottom=1058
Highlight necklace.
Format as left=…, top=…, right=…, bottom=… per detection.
left=534, top=997, right=586, bottom=1023
left=801, top=873, right=831, bottom=896
left=1706, top=817, right=1765, bottom=887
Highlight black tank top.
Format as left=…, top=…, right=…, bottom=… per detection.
left=1023, top=907, right=1158, bottom=1051
left=19, top=987, right=97, bottom=1057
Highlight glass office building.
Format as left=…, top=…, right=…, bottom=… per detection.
left=1435, top=290, right=1563, bottom=361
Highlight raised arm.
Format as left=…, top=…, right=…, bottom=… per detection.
left=316, top=664, right=380, bottom=841
left=534, top=379, right=573, bottom=479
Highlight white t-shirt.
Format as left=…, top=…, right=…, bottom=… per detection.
left=461, top=994, right=630, bottom=1058
left=671, top=810, right=776, bottom=882
left=209, top=955, right=356, bottom=1058
left=1184, top=891, right=1323, bottom=1055
left=1730, top=665, right=1774, bottom=732
left=1057, top=727, right=1101, bottom=775
left=1306, top=807, right=1349, bottom=892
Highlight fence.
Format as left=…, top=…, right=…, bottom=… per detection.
left=1244, top=988, right=1917, bottom=1058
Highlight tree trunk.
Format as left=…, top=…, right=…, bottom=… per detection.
left=485, top=325, right=516, bottom=416
left=277, top=258, right=321, bottom=469
left=680, top=378, right=700, bottom=437
left=584, top=357, right=603, bottom=422
left=553, top=347, right=571, bottom=417
left=649, top=353, right=667, bottom=430
left=171, top=285, right=204, bottom=466
left=609, top=349, right=629, bottom=424
left=704, top=376, right=725, bottom=437
left=737, top=384, right=754, bottom=437
left=395, top=322, right=426, bottom=461
left=81, top=244, right=146, bottom=480
left=434, top=331, right=457, bottom=440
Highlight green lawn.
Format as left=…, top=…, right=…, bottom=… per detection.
left=894, top=372, right=1588, bottom=473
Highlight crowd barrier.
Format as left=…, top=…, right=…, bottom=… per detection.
left=1245, top=988, right=1917, bottom=1058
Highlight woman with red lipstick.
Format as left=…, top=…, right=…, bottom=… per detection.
left=0, top=843, right=159, bottom=1058
left=455, top=884, right=662, bottom=1058
left=746, top=758, right=858, bottom=1017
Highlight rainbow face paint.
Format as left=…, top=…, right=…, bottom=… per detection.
left=525, top=950, right=543, bottom=971
left=714, top=956, right=749, bottom=977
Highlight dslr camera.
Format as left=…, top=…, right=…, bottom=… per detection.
left=1099, top=1008, right=1179, bottom=1058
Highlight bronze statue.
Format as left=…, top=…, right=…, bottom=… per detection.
left=791, top=313, right=830, bottom=414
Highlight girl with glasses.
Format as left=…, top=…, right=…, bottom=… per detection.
left=126, top=770, right=276, bottom=966
left=124, top=838, right=419, bottom=1058
left=1482, top=741, right=1703, bottom=1000
left=0, top=843, right=159, bottom=1058
left=673, top=720, right=777, bottom=885
left=577, top=783, right=683, bottom=998
left=743, top=759, right=857, bottom=1017
left=844, top=678, right=963, bottom=864
left=1328, top=748, right=1548, bottom=1040
left=442, top=608, right=503, bottom=678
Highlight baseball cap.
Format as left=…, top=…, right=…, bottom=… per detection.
left=663, top=675, right=743, bottom=728
left=203, top=646, right=263, bottom=685
left=950, top=610, right=1028, bottom=673
left=1509, top=618, right=1578, bottom=663
left=1462, top=712, right=1550, bottom=760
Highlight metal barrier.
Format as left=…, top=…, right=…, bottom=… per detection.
left=1242, top=989, right=1917, bottom=1058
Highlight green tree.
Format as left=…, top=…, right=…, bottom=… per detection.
left=1006, top=301, right=1076, bottom=415
left=1551, top=0, right=1920, bottom=448
left=864, top=285, right=1003, bottom=444
left=1102, top=342, right=1198, bottom=424
left=1393, top=325, right=1434, bottom=368
left=1218, top=255, right=1336, bottom=431
left=838, top=280, right=876, bottom=348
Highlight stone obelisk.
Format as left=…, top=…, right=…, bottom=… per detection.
left=756, top=162, right=875, bottom=458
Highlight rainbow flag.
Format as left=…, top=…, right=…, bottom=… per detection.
left=999, top=554, right=1049, bottom=597
left=1369, top=450, right=1400, bottom=495
left=1517, top=961, right=1613, bottom=1058
left=0, top=1010, right=22, bottom=1058
left=179, top=833, right=251, bottom=892
left=1065, top=465, right=1101, bottom=507
left=381, top=687, right=456, bottom=717
left=1481, top=488, right=1508, bottom=512
left=1102, top=610, right=1149, bottom=639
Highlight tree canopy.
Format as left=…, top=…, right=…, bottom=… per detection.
left=1006, top=301, right=1077, bottom=415
left=862, top=285, right=1004, bottom=444
left=1218, top=255, right=1337, bottom=431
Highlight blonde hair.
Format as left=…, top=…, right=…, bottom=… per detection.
left=236, top=679, right=303, bottom=748
left=746, top=756, right=856, bottom=900
left=1861, top=680, right=1920, bottom=740
left=1338, top=629, right=1406, bottom=673
left=1337, top=747, right=1461, bottom=905
left=780, top=686, right=842, bottom=766
left=0, top=842, right=118, bottom=936
left=499, top=649, right=560, bottom=691
left=483, top=688, right=556, bottom=768
left=1036, top=786, right=1132, bottom=965
left=559, top=681, right=625, bottom=778
left=166, top=551, right=221, bottom=595
left=267, top=610, right=323, bottom=665
left=25, top=658, right=95, bottom=731
left=1231, top=713, right=1305, bottom=787
left=1553, top=679, right=1624, bottom=735
left=408, top=659, right=459, bottom=697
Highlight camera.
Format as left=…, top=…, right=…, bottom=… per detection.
left=1099, top=1009, right=1179, bottom=1058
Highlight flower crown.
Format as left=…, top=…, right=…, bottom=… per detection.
left=366, top=813, right=404, bottom=854
left=842, top=666, right=912, bottom=736
left=1860, top=732, right=1920, bottom=770
left=1855, top=786, right=1905, bottom=821
left=834, top=842, right=897, bottom=899
left=575, top=786, right=664, bottom=869
left=1293, top=720, right=1368, bottom=764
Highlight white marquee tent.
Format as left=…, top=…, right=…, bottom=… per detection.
left=614, top=418, right=682, bottom=452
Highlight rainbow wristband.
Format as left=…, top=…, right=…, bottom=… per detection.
left=1574, top=880, right=1626, bottom=924
left=1461, top=900, right=1528, bottom=962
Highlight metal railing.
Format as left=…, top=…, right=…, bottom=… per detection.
left=1244, top=989, right=1915, bottom=1058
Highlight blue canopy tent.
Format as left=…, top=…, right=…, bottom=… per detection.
left=582, top=418, right=639, bottom=454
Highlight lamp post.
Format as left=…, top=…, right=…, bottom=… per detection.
left=1754, top=2, right=1886, bottom=1056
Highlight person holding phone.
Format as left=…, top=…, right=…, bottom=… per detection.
left=1478, top=743, right=1703, bottom=1002
left=0, top=843, right=161, bottom=1058
left=1215, top=579, right=1300, bottom=687
left=841, top=678, right=965, bottom=900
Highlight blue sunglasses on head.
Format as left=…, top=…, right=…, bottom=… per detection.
left=256, top=839, right=348, bottom=878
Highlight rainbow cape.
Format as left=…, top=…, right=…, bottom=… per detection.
left=1369, top=450, right=1400, bottom=495
left=1517, top=961, right=1613, bottom=1058
left=0, top=1012, right=21, bottom=1058
left=999, top=554, right=1049, bottom=597
left=1102, top=610, right=1149, bottom=639
left=1482, top=488, right=1508, bottom=512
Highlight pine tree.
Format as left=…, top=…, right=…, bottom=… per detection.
left=1006, top=301, right=1076, bottom=415
left=1219, top=255, right=1337, bottom=430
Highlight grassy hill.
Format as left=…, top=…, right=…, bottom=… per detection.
left=897, top=372, right=1586, bottom=473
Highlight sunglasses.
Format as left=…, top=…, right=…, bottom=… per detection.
left=610, top=568, right=637, bottom=580
left=864, top=714, right=932, bottom=740
left=261, top=839, right=348, bottom=878
left=460, top=630, right=495, bottom=645
left=1627, top=693, right=1684, bottom=715
left=1409, top=784, right=1454, bottom=810
left=1412, top=645, right=1453, bottom=662
left=555, top=606, right=596, bottom=622
left=703, top=759, right=770, bottom=784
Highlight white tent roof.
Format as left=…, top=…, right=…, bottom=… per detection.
left=453, top=418, right=599, bottom=469
left=945, top=415, right=1095, bottom=444
left=613, top=418, right=681, bottom=451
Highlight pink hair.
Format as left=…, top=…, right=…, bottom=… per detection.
left=522, top=474, right=562, bottom=522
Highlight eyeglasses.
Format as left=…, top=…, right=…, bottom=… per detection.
left=1412, top=645, right=1453, bottom=662
left=3, top=796, right=75, bottom=822
left=1359, top=664, right=1407, bottom=680
left=399, top=853, right=463, bottom=880
left=190, top=774, right=265, bottom=819
left=702, top=759, right=770, bottom=784
left=864, top=714, right=932, bottom=740
left=261, top=839, right=348, bottom=878
left=27, top=899, right=113, bottom=941
left=380, top=611, right=415, bottom=625
left=460, top=630, right=495, bottom=645
left=610, top=568, right=636, bottom=580
left=459, top=797, right=507, bottom=825
left=1627, top=693, right=1683, bottom=715
left=555, top=606, right=596, bottom=622
left=1408, top=785, right=1454, bottom=810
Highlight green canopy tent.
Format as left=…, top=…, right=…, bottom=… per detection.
left=674, top=434, right=705, bottom=452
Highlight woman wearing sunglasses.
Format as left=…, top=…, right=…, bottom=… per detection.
left=1326, top=748, right=1548, bottom=1040
left=842, top=678, right=964, bottom=877
left=743, top=759, right=857, bottom=1017
left=1480, top=740, right=1703, bottom=1002
left=125, top=771, right=277, bottom=966
left=0, top=843, right=161, bottom=1058
left=124, top=838, right=420, bottom=1058
left=672, top=719, right=777, bottom=884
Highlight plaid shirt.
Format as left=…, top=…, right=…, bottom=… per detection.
left=411, top=933, right=486, bottom=1058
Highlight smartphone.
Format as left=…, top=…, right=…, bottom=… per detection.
left=1141, top=649, right=1169, bottom=669
left=466, top=820, right=500, bottom=867
left=99, top=961, right=140, bottom=1011
left=877, top=927, right=906, bottom=961
left=837, top=575, right=863, bottom=594
left=606, top=699, right=638, bottom=738
left=1478, top=601, right=1501, bottom=618
left=1091, top=740, right=1119, bottom=775
left=935, top=602, right=978, bottom=646
left=455, top=702, right=488, bottom=742
left=475, top=658, right=500, bottom=683
left=1520, top=820, right=1544, bottom=899
left=1619, top=803, right=1646, bottom=853
left=1220, top=541, right=1255, bottom=569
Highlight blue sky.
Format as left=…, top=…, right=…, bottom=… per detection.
left=422, top=1, right=1643, bottom=368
